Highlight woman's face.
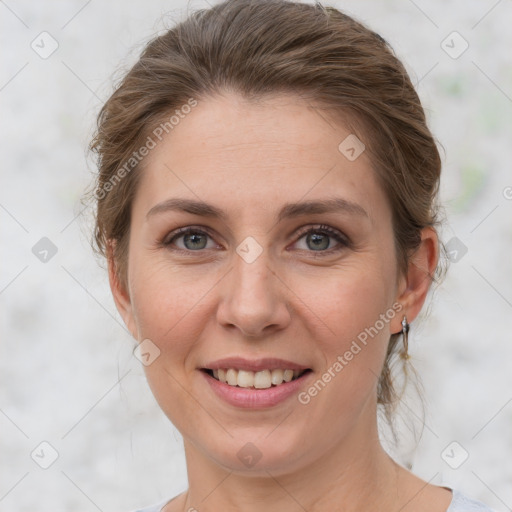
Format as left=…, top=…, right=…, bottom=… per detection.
left=114, top=92, right=409, bottom=475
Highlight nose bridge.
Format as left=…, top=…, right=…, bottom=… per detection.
left=217, top=238, right=289, bottom=336
left=232, top=240, right=275, bottom=305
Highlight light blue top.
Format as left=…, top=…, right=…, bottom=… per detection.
left=131, top=487, right=498, bottom=512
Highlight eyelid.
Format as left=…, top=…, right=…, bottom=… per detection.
left=162, top=225, right=220, bottom=248
left=290, top=224, right=350, bottom=252
left=293, top=224, right=349, bottom=244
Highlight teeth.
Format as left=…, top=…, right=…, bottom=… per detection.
left=254, top=370, right=271, bottom=389
left=237, top=370, right=254, bottom=388
left=226, top=368, right=238, bottom=386
left=211, top=368, right=306, bottom=388
left=271, top=369, right=284, bottom=385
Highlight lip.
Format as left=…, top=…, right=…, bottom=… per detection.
left=200, top=368, right=313, bottom=409
left=202, top=357, right=311, bottom=372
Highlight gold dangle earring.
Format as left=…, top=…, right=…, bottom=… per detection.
left=401, top=315, right=410, bottom=361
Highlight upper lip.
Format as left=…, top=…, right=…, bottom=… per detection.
left=202, top=357, right=311, bottom=372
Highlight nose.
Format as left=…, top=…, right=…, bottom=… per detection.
left=216, top=246, right=292, bottom=339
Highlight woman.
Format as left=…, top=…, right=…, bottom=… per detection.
left=87, top=1, right=497, bottom=511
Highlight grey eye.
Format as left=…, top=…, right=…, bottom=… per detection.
left=305, top=232, right=331, bottom=251
left=180, top=232, right=209, bottom=250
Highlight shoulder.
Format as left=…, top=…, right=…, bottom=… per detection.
left=128, top=496, right=174, bottom=512
left=129, top=488, right=499, bottom=512
left=447, top=488, right=498, bottom=512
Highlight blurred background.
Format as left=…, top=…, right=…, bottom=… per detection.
left=1, top=0, right=511, bottom=510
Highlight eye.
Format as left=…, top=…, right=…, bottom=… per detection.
left=162, top=226, right=219, bottom=252
left=292, top=224, right=349, bottom=254
left=161, top=224, right=349, bottom=255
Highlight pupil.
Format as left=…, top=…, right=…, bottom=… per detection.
left=308, top=233, right=329, bottom=251
left=185, top=233, right=206, bottom=250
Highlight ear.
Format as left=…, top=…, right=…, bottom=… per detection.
left=390, top=227, right=439, bottom=335
left=107, top=240, right=138, bottom=339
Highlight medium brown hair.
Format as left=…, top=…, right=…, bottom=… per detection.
left=87, top=0, right=447, bottom=435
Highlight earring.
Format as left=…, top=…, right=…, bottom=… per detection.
left=400, top=315, right=410, bottom=361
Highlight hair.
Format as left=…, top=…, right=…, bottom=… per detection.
left=86, top=0, right=448, bottom=443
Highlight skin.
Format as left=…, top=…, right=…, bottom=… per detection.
left=109, top=91, right=451, bottom=512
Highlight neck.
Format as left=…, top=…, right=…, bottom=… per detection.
left=180, top=404, right=402, bottom=512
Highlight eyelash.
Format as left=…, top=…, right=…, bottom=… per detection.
left=161, top=224, right=349, bottom=256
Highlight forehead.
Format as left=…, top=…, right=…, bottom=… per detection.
left=133, top=92, right=389, bottom=226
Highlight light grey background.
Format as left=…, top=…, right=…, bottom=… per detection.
left=1, top=0, right=511, bottom=510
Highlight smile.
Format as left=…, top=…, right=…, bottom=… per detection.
left=199, top=357, right=313, bottom=408
left=203, top=368, right=311, bottom=389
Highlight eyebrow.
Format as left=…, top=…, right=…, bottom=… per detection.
left=146, top=197, right=369, bottom=222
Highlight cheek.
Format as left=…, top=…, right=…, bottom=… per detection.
left=292, top=259, right=395, bottom=402
left=128, top=260, right=214, bottom=428
left=129, top=255, right=204, bottom=334
left=296, top=258, right=394, bottom=348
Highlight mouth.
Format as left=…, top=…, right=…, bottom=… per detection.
left=201, top=367, right=312, bottom=389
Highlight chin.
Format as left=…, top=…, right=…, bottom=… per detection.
left=196, top=428, right=310, bottom=476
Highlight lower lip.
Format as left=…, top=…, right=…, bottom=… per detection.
left=201, top=370, right=312, bottom=409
